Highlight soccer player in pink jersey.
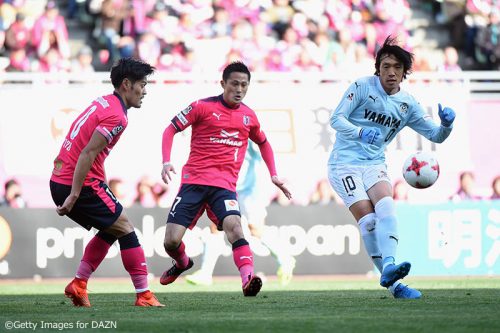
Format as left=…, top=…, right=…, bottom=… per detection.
left=50, top=58, right=164, bottom=307
left=160, top=61, right=292, bottom=296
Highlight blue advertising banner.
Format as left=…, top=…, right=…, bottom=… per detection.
left=1, top=202, right=498, bottom=278
left=396, top=201, right=500, bottom=275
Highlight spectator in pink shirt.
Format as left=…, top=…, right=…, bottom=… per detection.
left=123, top=0, right=156, bottom=37
left=147, top=2, right=179, bottom=51
left=275, top=26, right=302, bottom=69
left=438, top=46, right=462, bottom=72
left=38, top=46, right=69, bottom=72
left=265, top=48, right=289, bottom=71
left=31, top=1, right=70, bottom=60
left=324, top=0, right=351, bottom=32
left=346, top=9, right=366, bottom=43
left=5, top=12, right=29, bottom=51
left=132, top=176, right=167, bottom=208
left=449, top=171, right=482, bottom=202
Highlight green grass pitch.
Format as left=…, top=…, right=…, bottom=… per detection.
left=1, top=276, right=499, bottom=333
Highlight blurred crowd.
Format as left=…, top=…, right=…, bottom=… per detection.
left=1, top=0, right=497, bottom=73
left=435, top=0, right=500, bottom=70
left=1, top=173, right=498, bottom=209
left=0, top=175, right=170, bottom=208
left=391, top=172, right=500, bottom=203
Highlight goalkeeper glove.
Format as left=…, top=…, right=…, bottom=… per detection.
left=359, top=127, right=381, bottom=144
left=438, top=103, right=455, bottom=127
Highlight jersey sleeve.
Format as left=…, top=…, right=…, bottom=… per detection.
left=171, top=101, right=201, bottom=131
left=95, top=107, right=125, bottom=144
left=406, top=101, right=452, bottom=144
left=330, top=80, right=368, bottom=139
left=248, top=113, right=267, bottom=144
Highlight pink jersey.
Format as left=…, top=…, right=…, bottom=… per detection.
left=171, top=95, right=266, bottom=191
left=51, top=93, right=128, bottom=186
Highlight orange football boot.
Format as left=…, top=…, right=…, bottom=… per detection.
left=64, top=278, right=91, bottom=307
left=135, top=290, right=165, bottom=307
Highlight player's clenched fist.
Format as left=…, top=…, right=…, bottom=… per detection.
left=359, top=127, right=381, bottom=145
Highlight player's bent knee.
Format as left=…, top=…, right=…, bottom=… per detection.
left=349, top=200, right=375, bottom=222
left=105, top=215, right=134, bottom=238
left=222, top=216, right=244, bottom=243
left=163, top=237, right=181, bottom=251
left=163, top=229, right=182, bottom=250
left=163, top=230, right=182, bottom=250
left=163, top=223, right=186, bottom=250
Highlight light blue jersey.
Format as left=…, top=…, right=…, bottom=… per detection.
left=328, top=76, right=452, bottom=165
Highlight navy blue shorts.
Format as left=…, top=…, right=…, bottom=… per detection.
left=50, top=180, right=123, bottom=230
left=167, top=184, right=240, bottom=231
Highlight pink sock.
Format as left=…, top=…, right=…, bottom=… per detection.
left=121, top=246, right=149, bottom=292
left=233, top=244, right=254, bottom=285
left=76, top=235, right=112, bottom=281
left=166, top=241, right=189, bottom=268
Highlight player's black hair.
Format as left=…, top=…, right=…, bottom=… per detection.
left=374, top=36, right=414, bottom=79
left=110, top=58, right=155, bottom=88
left=222, top=61, right=251, bottom=82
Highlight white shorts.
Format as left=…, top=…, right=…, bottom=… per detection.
left=327, top=163, right=391, bottom=208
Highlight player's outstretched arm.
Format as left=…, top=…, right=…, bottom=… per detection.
left=56, top=131, right=107, bottom=216
left=161, top=124, right=178, bottom=184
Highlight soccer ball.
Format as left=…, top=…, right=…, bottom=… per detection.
left=402, top=152, right=440, bottom=189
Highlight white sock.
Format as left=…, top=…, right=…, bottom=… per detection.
left=379, top=217, right=398, bottom=270
left=358, top=213, right=383, bottom=273
left=375, top=197, right=399, bottom=270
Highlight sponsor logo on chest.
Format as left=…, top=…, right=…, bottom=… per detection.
left=210, top=129, right=243, bottom=146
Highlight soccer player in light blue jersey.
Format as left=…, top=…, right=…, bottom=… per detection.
left=327, top=36, right=456, bottom=299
